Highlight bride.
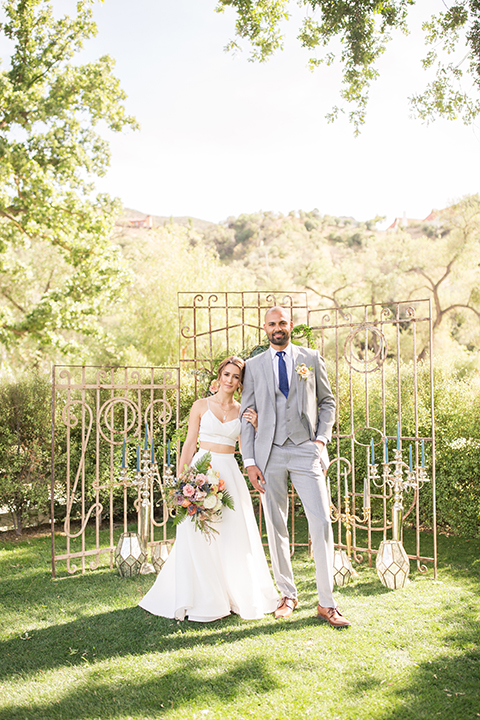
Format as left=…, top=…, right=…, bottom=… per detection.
left=139, top=355, right=279, bottom=622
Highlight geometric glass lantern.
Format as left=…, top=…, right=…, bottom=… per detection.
left=333, top=549, right=354, bottom=587
left=151, top=539, right=174, bottom=574
left=115, top=532, right=146, bottom=577
left=376, top=539, right=410, bottom=589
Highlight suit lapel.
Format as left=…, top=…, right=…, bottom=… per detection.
left=262, top=348, right=276, bottom=409
left=291, top=344, right=305, bottom=417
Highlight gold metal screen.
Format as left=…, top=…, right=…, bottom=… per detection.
left=309, top=299, right=437, bottom=576
left=50, top=366, right=179, bottom=577
left=178, top=293, right=437, bottom=576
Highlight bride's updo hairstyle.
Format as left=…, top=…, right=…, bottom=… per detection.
left=216, top=355, right=245, bottom=390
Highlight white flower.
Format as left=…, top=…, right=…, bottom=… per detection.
left=203, top=494, right=217, bottom=509
left=207, top=468, right=220, bottom=483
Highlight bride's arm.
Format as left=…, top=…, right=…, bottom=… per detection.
left=238, top=408, right=258, bottom=453
left=177, top=399, right=204, bottom=473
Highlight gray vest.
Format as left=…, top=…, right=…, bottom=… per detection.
left=273, top=376, right=310, bottom=446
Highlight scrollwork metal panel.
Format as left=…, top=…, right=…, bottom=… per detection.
left=310, top=299, right=436, bottom=577
left=178, top=292, right=309, bottom=395
left=50, top=366, right=179, bottom=577
left=178, top=292, right=436, bottom=578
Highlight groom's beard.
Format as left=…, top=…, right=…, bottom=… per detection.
left=268, top=330, right=290, bottom=346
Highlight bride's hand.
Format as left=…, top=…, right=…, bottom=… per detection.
left=243, top=407, right=258, bottom=431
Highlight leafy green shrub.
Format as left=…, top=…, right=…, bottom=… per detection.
left=333, top=358, right=480, bottom=537
left=0, top=372, right=52, bottom=535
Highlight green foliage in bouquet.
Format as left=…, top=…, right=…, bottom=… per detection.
left=167, top=452, right=234, bottom=539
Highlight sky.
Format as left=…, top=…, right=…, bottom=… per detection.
left=4, top=0, right=480, bottom=226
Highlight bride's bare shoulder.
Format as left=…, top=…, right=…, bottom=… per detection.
left=191, top=397, right=208, bottom=416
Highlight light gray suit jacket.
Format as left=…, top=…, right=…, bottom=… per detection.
left=240, top=344, right=336, bottom=474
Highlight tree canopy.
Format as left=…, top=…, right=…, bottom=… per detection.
left=216, top=1, right=480, bottom=132
left=0, top=0, right=137, bottom=365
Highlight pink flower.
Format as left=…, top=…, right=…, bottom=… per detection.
left=183, top=483, right=195, bottom=497
left=295, top=363, right=312, bottom=380
left=195, top=473, right=208, bottom=487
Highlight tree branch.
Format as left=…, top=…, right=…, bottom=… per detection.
left=0, top=209, right=32, bottom=239
left=0, top=289, right=27, bottom=314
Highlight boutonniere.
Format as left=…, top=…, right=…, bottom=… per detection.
left=295, top=363, right=313, bottom=380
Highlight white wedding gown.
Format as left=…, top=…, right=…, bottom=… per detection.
left=139, top=411, right=279, bottom=622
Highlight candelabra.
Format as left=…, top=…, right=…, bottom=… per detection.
left=131, top=446, right=156, bottom=561
left=150, top=459, right=175, bottom=572
left=370, top=430, right=430, bottom=589
left=115, top=427, right=167, bottom=575
left=328, top=459, right=370, bottom=586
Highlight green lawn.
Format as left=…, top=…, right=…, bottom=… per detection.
left=1, top=527, right=479, bottom=720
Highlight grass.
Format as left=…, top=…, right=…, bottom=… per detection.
left=0, top=526, right=479, bottom=720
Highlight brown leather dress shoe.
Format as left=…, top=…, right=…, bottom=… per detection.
left=317, top=604, right=351, bottom=628
left=274, top=597, right=298, bottom=619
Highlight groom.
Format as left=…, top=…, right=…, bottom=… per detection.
left=240, top=306, right=350, bottom=627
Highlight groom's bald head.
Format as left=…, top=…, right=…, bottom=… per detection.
left=264, top=306, right=291, bottom=323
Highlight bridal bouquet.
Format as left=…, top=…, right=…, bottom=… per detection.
left=166, top=452, right=234, bottom=538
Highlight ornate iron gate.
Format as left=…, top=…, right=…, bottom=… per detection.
left=50, top=366, right=179, bottom=576
left=309, top=299, right=436, bottom=576
left=51, top=294, right=436, bottom=578
left=178, top=292, right=437, bottom=576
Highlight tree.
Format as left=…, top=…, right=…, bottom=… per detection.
left=216, top=1, right=480, bottom=133
left=204, top=199, right=480, bottom=365
left=0, top=0, right=137, bottom=365
left=109, top=223, right=250, bottom=366
left=397, top=195, right=480, bottom=356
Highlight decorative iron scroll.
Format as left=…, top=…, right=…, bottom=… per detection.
left=51, top=366, right=180, bottom=577
left=51, top=295, right=437, bottom=580
left=178, top=292, right=308, bottom=397
left=310, top=299, right=436, bottom=576
left=179, top=293, right=437, bottom=577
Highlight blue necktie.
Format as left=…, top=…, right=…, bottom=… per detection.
left=276, top=351, right=289, bottom=398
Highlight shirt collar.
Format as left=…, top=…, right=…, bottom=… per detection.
left=269, top=342, right=292, bottom=359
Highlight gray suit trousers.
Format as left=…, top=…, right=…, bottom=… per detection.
left=262, top=439, right=335, bottom=608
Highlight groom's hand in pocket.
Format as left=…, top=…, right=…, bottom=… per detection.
left=246, top=465, right=265, bottom=494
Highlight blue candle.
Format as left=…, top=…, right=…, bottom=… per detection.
left=136, top=445, right=140, bottom=471
left=167, top=439, right=171, bottom=467
left=421, top=439, right=425, bottom=467
left=384, top=437, right=389, bottom=463
left=122, top=438, right=126, bottom=468
left=144, top=422, right=148, bottom=450
left=397, top=421, right=400, bottom=450
left=151, top=435, right=155, bottom=463
left=370, top=438, right=375, bottom=464
left=409, top=444, right=413, bottom=471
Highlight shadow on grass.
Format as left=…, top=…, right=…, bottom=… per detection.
left=0, top=654, right=278, bottom=720
left=363, top=619, right=480, bottom=720
left=0, top=601, right=337, bottom=682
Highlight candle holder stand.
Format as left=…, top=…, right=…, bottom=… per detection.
left=329, top=465, right=370, bottom=586
left=117, top=441, right=173, bottom=576
left=131, top=447, right=160, bottom=574
left=149, top=463, right=176, bottom=573
left=371, top=447, right=430, bottom=589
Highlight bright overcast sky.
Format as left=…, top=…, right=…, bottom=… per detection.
left=5, top=1, right=480, bottom=225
